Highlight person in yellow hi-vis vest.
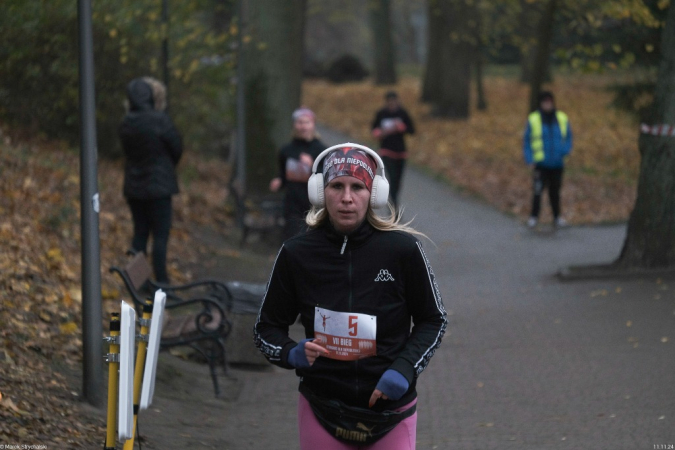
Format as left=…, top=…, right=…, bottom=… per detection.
left=523, top=91, right=573, bottom=229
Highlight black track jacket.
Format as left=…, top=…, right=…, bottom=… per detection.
left=254, top=220, right=447, bottom=411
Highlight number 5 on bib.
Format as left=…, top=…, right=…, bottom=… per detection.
left=314, top=307, right=377, bottom=361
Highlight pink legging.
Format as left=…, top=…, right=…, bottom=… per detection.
left=298, top=394, right=417, bottom=450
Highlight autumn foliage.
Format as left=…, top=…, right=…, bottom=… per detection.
left=0, top=72, right=644, bottom=445
left=303, top=74, right=640, bottom=224
left=0, top=129, right=233, bottom=446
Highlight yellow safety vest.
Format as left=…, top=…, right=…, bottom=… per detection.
left=528, top=110, right=569, bottom=163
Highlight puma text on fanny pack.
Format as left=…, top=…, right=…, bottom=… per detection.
left=300, top=383, right=416, bottom=445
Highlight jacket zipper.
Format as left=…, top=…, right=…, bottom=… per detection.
left=347, top=245, right=359, bottom=398
left=340, top=235, right=348, bottom=255
left=348, top=247, right=353, bottom=311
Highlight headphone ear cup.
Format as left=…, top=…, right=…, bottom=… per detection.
left=370, top=175, right=390, bottom=209
left=307, top=173, right=325, bottom=208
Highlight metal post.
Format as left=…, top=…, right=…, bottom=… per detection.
left=162, top=0, right=170, bottom=111
left=104, top=314, right=120, bottom=448
left=78, top=0, right=104, bottom=407
left=235, top=0, right=247, bottom=227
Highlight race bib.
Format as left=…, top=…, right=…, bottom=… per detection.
left=314, top=307, right=377, bottom=361
left=285, top=158, right=312, bottom=182
left=381, top=118, right=402, bottom=131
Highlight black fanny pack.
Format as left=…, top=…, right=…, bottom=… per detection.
left=300, top=383, right=416, bottom=445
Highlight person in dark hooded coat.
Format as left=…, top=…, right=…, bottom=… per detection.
left=119, top=77, right=182, bottom=283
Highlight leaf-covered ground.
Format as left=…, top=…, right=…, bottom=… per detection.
left=303, top=74, right=640, bottom=224
left=0, top=73, right=642, bottom=446
left=0, top=129, right=234, bottom=446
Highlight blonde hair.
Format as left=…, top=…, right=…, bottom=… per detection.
left=142, top=76, right=167, bottom=111
left=305, top=202, right=430, bottom=241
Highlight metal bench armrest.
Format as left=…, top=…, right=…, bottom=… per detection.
left=163, top=296, right=232, bottom=339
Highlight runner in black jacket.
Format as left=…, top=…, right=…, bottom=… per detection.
left=255, top=144, right=446, bottom=449
left=270, top=108, right=325, bottom=240
left=371, top=91, right=415, bottom=208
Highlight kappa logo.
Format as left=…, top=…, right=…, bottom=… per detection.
left=374, top=269, right=395, bottom=282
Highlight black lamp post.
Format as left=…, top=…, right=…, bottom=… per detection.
left=78, top=0, right=104, bottom=407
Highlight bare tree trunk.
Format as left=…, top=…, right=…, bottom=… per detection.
left=519, top=0, right=551, bottom=85
left=393, top=0, right=420, bottom=65
left=422, top=0, right=477, bottom=118
left=518, top=0, right=536, bottom=83
left=474, top=12, right=487, bottom=111
left=616, top=4, right=675, bottom=268
left=213, top=0, right=234, bottom=33
left=370, top=0, right=397, bottom=85
left=528, top=0, right=556, bottom=112
left=243, top=0, right=306, bottom=195
left=475, top=52, right=487, bottom=111
left=421, top=0, right=443, bottom=102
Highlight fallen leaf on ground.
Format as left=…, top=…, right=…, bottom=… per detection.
left=1, top=397, right=30, bottom=416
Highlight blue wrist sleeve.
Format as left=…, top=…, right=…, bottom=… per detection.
left=375, top=369, right=410, bottom=400
left=287, top=338, right=313, bottom=368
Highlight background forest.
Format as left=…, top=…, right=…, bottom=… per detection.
left=0, top=0, right=673, bottom=446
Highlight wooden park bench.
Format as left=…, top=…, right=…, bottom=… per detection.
left=228, top=179, right=284, bottom=247
left=241, top=198, right=284, bottom=246
left=110, top=251, right=234, bottom=397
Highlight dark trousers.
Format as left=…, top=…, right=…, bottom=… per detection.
left=127, top=197, right=173, bottom=283
left=382, top=156, right=406, bottom=208
left=531, top=166, right=563, bottom=219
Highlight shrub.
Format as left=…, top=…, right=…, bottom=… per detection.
left=0, top=0, right=236, bottom=158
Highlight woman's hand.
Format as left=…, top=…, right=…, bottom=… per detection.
left=269, top=177, right=282, bottom=192
left=287, top=339, right=329, bottom=368
left=299, top=152, right=314, bottom=168
left=304, top=340, right=329, bottom=366
left=368, top=389, right=389, bottom=408
left=369, top=369, right=409, bottom=408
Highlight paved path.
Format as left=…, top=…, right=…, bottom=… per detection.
left=142, top=126, right=675, bottom=449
